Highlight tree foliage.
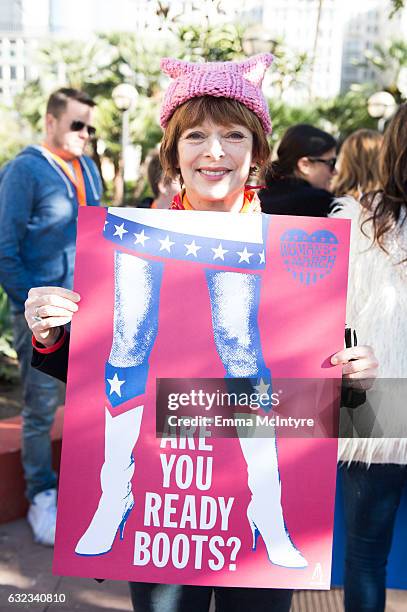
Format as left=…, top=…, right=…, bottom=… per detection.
left=390, top=0, right=405, bottom=17
left=0, top=105, right=34, bottom=167
left=315, top=88, right=377, bottom=139
left=6, top=0, right=402, bottom=193
left=363, top=39, right=407, bottom=99
left=174, top=23, right=246, bottom=62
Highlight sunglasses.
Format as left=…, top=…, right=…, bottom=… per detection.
left=308, top=157, right=337, bottom=171
left=70, top=120, right=96, bottom=137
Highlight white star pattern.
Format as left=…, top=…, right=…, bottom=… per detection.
left=237, top=247, right=253, bottom=263
left=158, top=235, right=175, bottom=253
left=254, top=378, right=271, bottom=395
left=113, top=223, right=128, bottom=240
left=134, top=229, right=150, bottom=246
left=107, top=373, right=125, bottom=397
left=211, top=243, right=228, bottom=261
left=108, top=219, right=267, bottom=269
left=184, top=240, right=201, bottom=257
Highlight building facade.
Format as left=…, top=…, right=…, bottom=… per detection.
left=340, top=0, right=406, bottom=93
left=0, top=0, right=48, bottom=104
left=0, top=0, right=406, bottom=105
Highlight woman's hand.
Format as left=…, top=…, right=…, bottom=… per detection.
left=331, top=345, right=379, bottom=390
left=25, top=286, right=81, bottom=347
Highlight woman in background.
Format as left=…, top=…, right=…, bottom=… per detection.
left=332, top=104, right=407, bottom=612
left=332, top=129, right=382, bottom=200
left=259, top=123, right=337, bottom=217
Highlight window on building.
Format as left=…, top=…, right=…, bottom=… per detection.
left=9, top=39, right=17, bottom=57
left=10, top=66, right=17, bottom=80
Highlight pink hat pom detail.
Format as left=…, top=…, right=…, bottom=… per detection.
left=159, top=54, right=273, bottom=133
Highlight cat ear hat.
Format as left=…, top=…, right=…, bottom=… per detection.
left=159, top=53, right=273, bottom=134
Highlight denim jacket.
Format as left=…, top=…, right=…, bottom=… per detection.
left=0, top=146, right=102, bottom=312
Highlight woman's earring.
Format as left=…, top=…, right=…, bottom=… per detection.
left=248, top=165, right=259, bottom=184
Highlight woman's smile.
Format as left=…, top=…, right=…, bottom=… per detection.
left=197, top=167, right=232, bottom=180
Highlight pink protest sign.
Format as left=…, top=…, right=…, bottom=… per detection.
left=54, top=207, right=350, bottom=589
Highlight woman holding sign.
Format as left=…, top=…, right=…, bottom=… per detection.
left=25, top=54, right=377, bottom=612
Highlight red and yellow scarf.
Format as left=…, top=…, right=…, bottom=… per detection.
left=170, top=188, right=261, bottom=213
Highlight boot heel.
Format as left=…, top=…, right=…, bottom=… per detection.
left=119, top=503, right=134, bottom=540
left=248, top=517, right=260, bottom=551
left=246, top=502, right=307, bottom=568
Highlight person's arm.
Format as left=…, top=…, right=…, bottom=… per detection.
left=0, top=161, right=36, bottom=308
left=32, top=328, right=70, bottom=383
left=25, top=286, right=80, bottom=383
left=331, top=345, right=378, bottom=409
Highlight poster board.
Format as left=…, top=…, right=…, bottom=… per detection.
left=54, top=207, right=349, bottom=590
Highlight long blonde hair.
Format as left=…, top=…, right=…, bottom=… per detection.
left=332, top=129, right=382, bottom=199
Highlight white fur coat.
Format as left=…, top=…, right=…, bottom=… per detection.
left=331, top=196, right=407, bottom=464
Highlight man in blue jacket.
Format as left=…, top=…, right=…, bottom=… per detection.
left=0, top=87, right=102, bottom=545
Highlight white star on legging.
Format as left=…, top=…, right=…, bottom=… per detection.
left=254, top=378, right=270, bottom=395
left=107, top=373, right=125, bottom=397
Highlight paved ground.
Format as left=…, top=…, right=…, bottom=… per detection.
left=0, top=520, right=132, bottom=611
left=1, top=519, right=407, bottom=611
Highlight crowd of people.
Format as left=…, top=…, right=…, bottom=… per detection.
left=0, top=49, right=405, bottom=612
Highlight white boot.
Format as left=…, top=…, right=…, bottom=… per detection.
left=238, top=433, right=308, bottom=569
left=75, top=405, right=143, bottom=556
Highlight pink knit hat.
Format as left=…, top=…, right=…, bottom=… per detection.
left=159, top=53, right=273, bottom=134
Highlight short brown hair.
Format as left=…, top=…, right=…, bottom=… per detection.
left=160, top=96, right=270, bottom=180
left=46, top=87, right=96, bottom=118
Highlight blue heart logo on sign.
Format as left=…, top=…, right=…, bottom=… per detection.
left=280, top=229, right=338, bottom=285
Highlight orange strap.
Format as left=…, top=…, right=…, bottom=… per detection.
left=71, top=159, right=87, bottom=206
left=42, top=145, right=87, bottom=206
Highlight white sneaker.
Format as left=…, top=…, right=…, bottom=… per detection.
left=27, top=489, right=57, bottom=546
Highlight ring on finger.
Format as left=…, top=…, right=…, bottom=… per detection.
left=32, top=307, right=42, bottom=323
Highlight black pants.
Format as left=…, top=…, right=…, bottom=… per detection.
left=129, top=583, right=293, bottom=612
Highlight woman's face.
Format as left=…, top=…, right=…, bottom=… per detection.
left=177, top=120, right=254, bottom=211
left=297, top=147, right=337, bottom=192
